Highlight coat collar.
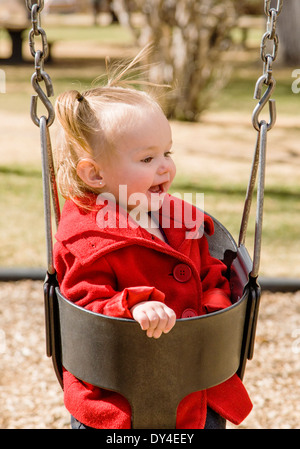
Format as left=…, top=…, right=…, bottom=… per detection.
left=55, top=194, right=214, bottom=264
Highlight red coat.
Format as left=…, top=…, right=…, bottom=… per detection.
left=54, top=194, right=252, bottom=428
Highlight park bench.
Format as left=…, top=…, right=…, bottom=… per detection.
left=0, top=0, right=31, bottom=63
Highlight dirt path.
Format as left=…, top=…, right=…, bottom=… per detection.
left=2, top=110, right=300, bottom=183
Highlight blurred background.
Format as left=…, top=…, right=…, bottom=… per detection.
left=0, top=0, right=299, bottom=429
left=0, top=0, right=299, bottom=278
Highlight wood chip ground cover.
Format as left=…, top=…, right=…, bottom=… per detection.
left=0, top=280, right=299, bottom=429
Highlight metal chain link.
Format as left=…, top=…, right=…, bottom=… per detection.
left=239, top=0, right=283, bottom=278
left=252, top=0, right=283, bottom=131
left=25, top=0, right=59, bottom=274
left=261, top=1, right=283, bottom=82
left=25, top=0, right=55, bottom=127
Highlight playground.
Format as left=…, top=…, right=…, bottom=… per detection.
left=0, top=7, right=300, bottom=429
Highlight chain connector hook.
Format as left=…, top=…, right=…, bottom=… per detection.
left=264, top=0, right=283, bottom=16
left=252, top=74, right=276, bottom=132
left=31, top=72, right=55, bottom=127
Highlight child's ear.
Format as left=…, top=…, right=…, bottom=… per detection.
left=76, top=158, right=105, bottom=189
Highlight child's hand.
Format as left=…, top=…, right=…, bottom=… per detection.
left=130, top=301, right=176, bottom=339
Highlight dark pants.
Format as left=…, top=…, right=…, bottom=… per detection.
left=70, top=407, right=226, bottom=429
left=204, top=407, right=226, bottom=429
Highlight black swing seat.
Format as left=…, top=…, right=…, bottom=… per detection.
left=44, top=214, right=261, bottom=429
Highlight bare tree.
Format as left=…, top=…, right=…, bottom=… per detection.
left=277, top=0, right=300, bottom=66
left=233, top=0, right=262, bottom=16
left=113, top=0, right=238, bottom=121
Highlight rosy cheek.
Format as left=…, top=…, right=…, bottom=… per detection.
left=170, top=162, right=176, bottom=181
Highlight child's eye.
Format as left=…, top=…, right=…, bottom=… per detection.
left=164, top=151, right=173, bottom=158
left=141, top=157, right=153, bottom=163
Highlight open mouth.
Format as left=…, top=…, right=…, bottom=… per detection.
left=148, top=184, right=164, bottom=194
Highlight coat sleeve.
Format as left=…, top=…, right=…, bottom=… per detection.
left=54, top=242, right=165, bottom=318
left=198, top=233, right=232, bottom=313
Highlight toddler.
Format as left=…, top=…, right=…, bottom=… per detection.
left=53, top=52, right=252, bottom=429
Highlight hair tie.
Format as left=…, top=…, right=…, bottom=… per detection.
left=77, top=94, right=84, bottom=102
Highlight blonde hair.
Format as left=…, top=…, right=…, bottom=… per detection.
left=54, top=46, right=168, bottom=208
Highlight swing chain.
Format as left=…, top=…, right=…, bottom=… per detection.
left=25, top=0, right=55, bottom=127
left=26, top=0, right=60, bottom=275
left=252, top=0, right=283, bottom=131
left=240, top=0, right=283, bottom=278
left=261, top=0, right=283, bottom=82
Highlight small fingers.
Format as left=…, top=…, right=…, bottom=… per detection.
left=131, top=302, right=176, bottom=339
left=163, top=309, right=176, bottom=334
left=137, top=311, right=150, bottom=331
left=145, top=308, right=161, bottom=338
left=147, top=327, right=163, bottom=339
left=147, top=305, right=176, bottom=339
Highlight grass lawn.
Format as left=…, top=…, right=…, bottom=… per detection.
left=0, top=19, right=299, bottom=277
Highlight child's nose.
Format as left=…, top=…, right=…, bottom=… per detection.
left=157, top=159, right=170, bottom=175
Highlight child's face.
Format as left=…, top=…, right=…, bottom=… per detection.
left=99, top=105, right=176, bottom=212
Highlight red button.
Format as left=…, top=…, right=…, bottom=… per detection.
left=182, top=308, right=198, bottom=318
left=172, top=264, right=192, bottom=282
